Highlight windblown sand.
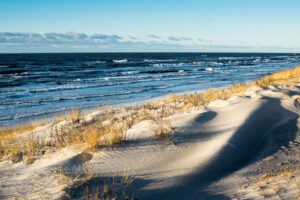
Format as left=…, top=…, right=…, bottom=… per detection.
left=1, top=84, right=300, bottom=199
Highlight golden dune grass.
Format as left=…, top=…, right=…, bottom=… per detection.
left=1, top=66, right=300, bottom=163
left=0, top=122, right=45, bottom=138
left=154, top=120, right=174, bottom=144
left=0, top=108, right=81, bottom=138
left=256, top=66, right=300, bottom=86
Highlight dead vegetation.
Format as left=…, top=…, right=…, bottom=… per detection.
left=230, top=167, right=300, bottom=199
left=152, top=83, right=254, bottom=111
left=59, top=168, right=137, bottom=200
left=67, top=108, right=81, bottom=124
left=1, top=66, right=300, bottom=164
left=256, top=66, right=300, bottom=87
left=0, top=121, right=46, bottom=138
left=252, top=167, right=299, bottom=198
left=154, top=120, right=174, bottom=144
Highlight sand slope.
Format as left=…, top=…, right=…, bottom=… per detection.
left=1, top=85, right=300, bottom=199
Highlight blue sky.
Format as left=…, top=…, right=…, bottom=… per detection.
left=0, top=0, right=300, bottom=52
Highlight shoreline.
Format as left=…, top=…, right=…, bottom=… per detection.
left=0, top=80, right=244, bottom=129
left=1, top=66, right=300, bottom=199
left=0, top=70, right=272, bottom=130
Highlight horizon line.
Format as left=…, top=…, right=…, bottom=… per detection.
left=1, top=51, right=300, bottom=54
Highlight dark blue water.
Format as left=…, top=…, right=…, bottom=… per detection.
left=1, top=53, right=300, bottom=127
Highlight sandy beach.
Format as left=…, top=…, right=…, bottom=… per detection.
left=1, top=66, right=300, bottom=199
left=2, top=0, right=300, bottom=199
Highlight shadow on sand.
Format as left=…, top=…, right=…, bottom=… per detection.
left=65, top=97, right=298, bottom=200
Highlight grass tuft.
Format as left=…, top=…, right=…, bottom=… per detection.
left=154, top=120, right=174, bottom=144
left=66, top=108, right=81, bottom=124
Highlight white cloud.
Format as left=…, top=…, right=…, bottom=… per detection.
left=0, top=32, right=298, bottom=53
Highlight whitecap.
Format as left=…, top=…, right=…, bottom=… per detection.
left=209, top=62, right=223, bottom=66
left=94, top=60, right=106, bottom=64
left=120, top=71, right=139, bottom=75
left=191, top=61, right=204, bottom=65
left=205, top=67, right=213, bottom=72
left=113, top=59, right=128, bottom=63
left=143, top=59, right=177, bottom=62
left=85, top=61, right=106, bottom=65
left=152, top=63, right=164, bottom=67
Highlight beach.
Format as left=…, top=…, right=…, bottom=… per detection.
left=1, top=66, right=300, bottom=199
left=2, top=0, right=300, bottom=199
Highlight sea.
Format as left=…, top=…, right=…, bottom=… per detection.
left=1, top=53, right=300, bottom=127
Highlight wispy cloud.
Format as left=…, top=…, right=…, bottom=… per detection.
left=0, top=32, right=123, bottom=44
left=148, top=34, right=161, bottom=39
left=0, top=32, right=298, bottom=53
left=168, top=36, right=193, bottom=42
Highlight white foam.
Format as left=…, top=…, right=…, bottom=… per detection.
left=120, top=71, right=139, bottom=75
left=113, top=59, right=128, bottom=63
left=143, top=59, right=177, bottom=62
left=205, top=67, right=213, bottom=72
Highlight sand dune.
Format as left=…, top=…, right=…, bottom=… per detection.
left=1, top=83, right=300, bottom=199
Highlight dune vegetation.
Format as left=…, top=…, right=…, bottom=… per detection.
left=1, top=66, right=300, bottom=164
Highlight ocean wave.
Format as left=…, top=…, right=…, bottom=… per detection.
left=274, top=55, right=292, bottom=58
left=4, top=89, right=151, bottom=108
left=119, top=71, right=140, bottom=75
left=208, top=62, right=224, bottom=66
left=205, top=67, right=214, bottom=72
left=143, top=59, right=177, bottom=62
left=26, top=85, right=87, bottom=93
left=191, top=61, right=205, bottom=65
left=253, top=58, right=261, bottom=63
left=218, top=57, right=245, bottom=60
left=151, top=62, right=193, bottom=67
left=93, top=60, right=106, bottom=64
left=84, top=61, right=106, bottom=66
left=140, top=69, right=186, bottom=74
left=0, top=115, right=15, bottom=121
left=151, top=63, right=165, bottom=67
left=113, top=59, right=128, bottom=63
left=262, top=59, right=271, bottom=62
left=0, top=69, right=27, bottom=75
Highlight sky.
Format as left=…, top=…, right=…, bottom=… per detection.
left=0, top=0, right=300, bottom=53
